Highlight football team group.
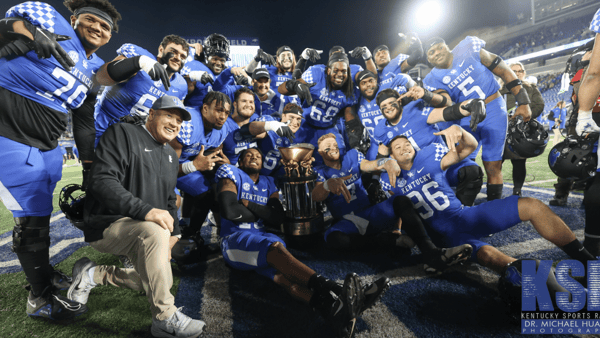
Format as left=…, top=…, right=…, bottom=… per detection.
left=1, top=0, right=600, bottom=337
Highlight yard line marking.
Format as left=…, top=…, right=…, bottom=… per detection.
left=0, top=237, right=84, bottom=268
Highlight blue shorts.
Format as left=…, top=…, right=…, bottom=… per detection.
left=426, top=195, right=521, bottom=261
left=295, top=123, right=345, bottom=166
left=458, top=96, right=507, bottom=162
left=324, top=197, right=397, bottom=242
left=0, top=136, right=62, bottom=217
left=176, top=170, right=214, bottom=196
left=221, top=231, right=285, bottom=281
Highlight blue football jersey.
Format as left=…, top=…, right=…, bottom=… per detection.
left=94, top=44, right=188, bottom=138
left=374, top=100, right=442, bottom=148
left=300, top=65, right=359, bottom=128
left=216, top=164, right=279, bottom=237
left=222, top=115, right=275, bottom=165
left=313, top=64, right=364, bottom=84
left=257, top=124, right=293, bottom=177
left=266, top=64, right=292, bottom=90
left=313, top=149, right=370, bottom=219
left=177, top=108, right=238, bottom=163
left=379, top=143, right=462, bottom=224
left=590, top=8, right=600, bottom=33
left=358, top=73, right=413, bottom=139
left=0, top=2, right=104, bottom=113
left=423, top=36, right=500, bottom=103
left=180, top=59, right=216, bottom=109
left=378, top=53, right=409, bottom=88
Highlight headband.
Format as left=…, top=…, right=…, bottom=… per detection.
left=74, top=7, right=113, bottom=31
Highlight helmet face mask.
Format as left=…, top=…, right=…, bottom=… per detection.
left=203, top=33, right=231, bottom=61
left=548, top=134, right=598, bottom=180
left=506, top=116, right=549, bottom=158
left=58, top=184, right=86, bottom=230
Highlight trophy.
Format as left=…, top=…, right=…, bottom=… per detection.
left=278, top=143, right=324, bottom=243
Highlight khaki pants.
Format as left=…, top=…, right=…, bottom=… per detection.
left=90, top=217, right=176, bottom=321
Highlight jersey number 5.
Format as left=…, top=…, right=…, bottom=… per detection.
left=457, top=76, right=485, bottom=100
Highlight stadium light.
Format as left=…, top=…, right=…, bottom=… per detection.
left=505, top=38, right=594, bottom=64
left=410, top=1, right=444, bottom=35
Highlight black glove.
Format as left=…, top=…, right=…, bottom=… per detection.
left=6, top=26, right=75, bottom=71
left=274, top=122, right=295, bottom=142
left=234, top=74, right=250, bottom=86
left=285, top=80, right=315, bottom=105
left=461, top=99, right=486, bottom=132
left=345, top=118, right=370, bottom=154
left=301, top=48, right=322, bottom=62
left=147, top=61, right=171, bottom=91
left=254, top=49, right=276, bottom=66
left=406, top=35, right=424, bottom=67
left=350, top=46, right=372, bottom=60
left=0, top=38, right=31, bottom=58
left=201, top=72, right=214, bottom=85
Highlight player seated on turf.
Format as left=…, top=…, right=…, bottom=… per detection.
left=380, top=127, right=597, bottom=284
left=216, top=148, right=386, bottom=338
left=311, top=134, right=472, bottom=273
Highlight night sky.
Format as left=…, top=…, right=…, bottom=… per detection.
left=6, top=0, right=510, bottom=62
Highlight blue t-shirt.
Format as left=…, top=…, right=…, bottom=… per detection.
left=216, top=164, right=279, bottom=237
left=423, top=36, right=500, bottom=103
left=94, top=44, right=188, bottom=138
left=313, top=149, right=370, bottom=219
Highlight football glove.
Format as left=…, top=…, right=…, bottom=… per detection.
left=462, top=99, right=486, bottom=132
left=286, top=79, right=315, bottom=105
left=254, top=49, right=276, bottom=66
left=138, top=55, right=171, bottom=90
left=5, top=26, right=75, bottom=71
left=188, top=70, right=214, bottom=85
left=350, top=46, right=372, bottom=60
left=300, top=48, right=323, bottom=62
left=265, top=121, right=295, bottom=142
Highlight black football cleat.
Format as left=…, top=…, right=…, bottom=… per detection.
left=423, top=244, right=473, bottom=273
left=359, top=276, right=390, bottom=315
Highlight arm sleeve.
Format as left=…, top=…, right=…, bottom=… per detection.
left=88, top=125, right=154, bottom=221
left=218, top=190, right=258, bottom=222
left=246, top=198, right=285, bottom=228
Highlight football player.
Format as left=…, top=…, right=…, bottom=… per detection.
left=575, top=8, right=600, bottom=255
left=372, top=33, right=423, bottom=87
left=381, top=129, right=596, bottom=281
left=312, top=134, right=473, bottom=273
left=278, top=52, right=361, bottom=164
left=93, top=34, right=189, bottom=146
left=423, top=36, right=533, bottom=201
left=0, top=0, right=121, bottom=320
left=170, top=91, right=237, bottom=245
left=374, top=89, right=484, bottom=206
left=180, top=33, right=230, bottom=109
left=216, top=148, right=386, bottom=338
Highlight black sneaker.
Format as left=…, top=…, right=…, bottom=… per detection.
left=26, top=286, right=87, bottom=320
left=549, top=196, right=568, bottom=206
left=326, top=273, right=364, bottom=338
left=50, top=268, right=72, bottom=290
left=359, top=277, right=390, bottom=315
left=423, top=244, right=473, bottom=273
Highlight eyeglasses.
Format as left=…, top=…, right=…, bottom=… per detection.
left=512, top=69, right=525, bottom=74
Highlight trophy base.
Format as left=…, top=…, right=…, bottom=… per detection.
left=281, top=215, right=325, bottom=249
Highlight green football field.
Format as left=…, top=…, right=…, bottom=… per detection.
left=0, top=139, right=581, bottom=338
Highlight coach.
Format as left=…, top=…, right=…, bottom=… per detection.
left=69, top=96, right=205, bottom=338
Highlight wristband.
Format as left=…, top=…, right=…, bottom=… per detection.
left=182, top=161, right=197, bottom=174
left=421, top=88, right=434, bottom=103
left=442, top=103, right=463, bottom=121
left=515, top=87, right=531, bottom=106
left=377, top=158, right=392, bottom=167
left=323, top=180, right=330, bottom=192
